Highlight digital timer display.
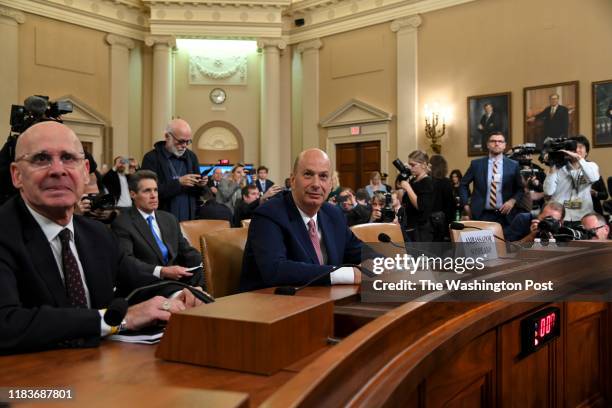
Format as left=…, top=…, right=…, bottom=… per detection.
left=520, top=307, right=560, bottom=357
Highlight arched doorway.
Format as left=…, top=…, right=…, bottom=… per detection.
left=192, top=121, right=244, bottom=164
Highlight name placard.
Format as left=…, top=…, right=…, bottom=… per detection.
left=458, top=230, right=498, bottom=260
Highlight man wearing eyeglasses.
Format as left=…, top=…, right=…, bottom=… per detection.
left=459, top=131, right=524, bottom=226
left=581, top=213, right=610, bottom=241
left=0, top=122, right=201, bottom=354
left=141, top=119, right=208, bottom=222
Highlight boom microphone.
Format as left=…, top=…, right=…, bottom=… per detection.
left=274, top=264, right=376, bottom=296
left=103, top=280, right=215, bottom=326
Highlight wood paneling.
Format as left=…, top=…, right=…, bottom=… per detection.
left=335, top=141, right=381, bottom=192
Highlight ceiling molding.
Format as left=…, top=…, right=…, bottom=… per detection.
left=0, top=0, right=148, bottom=40
left=3, top=0, right=475, bottom=42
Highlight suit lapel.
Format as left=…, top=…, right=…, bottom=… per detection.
left=21, top=212, right=68, bottom=307
left=318, top=210, right=338, bottom=265
left=130, top=208, right=165, bottom=264
left=286, top=194, right=320, bottom=264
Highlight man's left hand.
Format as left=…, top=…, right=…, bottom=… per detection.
left=176, top=288, right=204, bottom=308
left=499, top=198, right=516, bottom=215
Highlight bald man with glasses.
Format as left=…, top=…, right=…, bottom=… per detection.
left=141, top=119, right=208, bottom=221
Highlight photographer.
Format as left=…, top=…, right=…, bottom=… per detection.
left=581, top=213, right=610, bottom=241
left=543, top=135, right=600, bottom=227
left=506, top=201, right=564, bottom=242
left=338, top=188, right=370, bottom=227
left=399, top=150, right=434, bottom=242
left=369, top=192, right=397, bottom=224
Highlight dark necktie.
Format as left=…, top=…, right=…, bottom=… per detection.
left=58, top=229, right=87, bottom=308
left=147, top=215, right=169, bottom=264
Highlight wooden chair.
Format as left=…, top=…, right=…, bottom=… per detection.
left=350, top=223, right=404, bottom=243
left=179, top=219, right=231, bottom=253
left=241, top=219, right=251, bottom=229
left=449, top=220, right=507, bottom=257
left=200, top=228, right=248, bottom=298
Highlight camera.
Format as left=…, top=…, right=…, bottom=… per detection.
left=507, top=143, right=539, bottom=166
left=85, top=193, right=116, bottom=212
left=380, top=193, right=396, bottom=223
left=538, top=137, right=577, bottom=168
left=10, top=95, right=73, bottom=134
left=392, top=159, right=410, bottom=182
left=536, top=216, right=596, bottom=242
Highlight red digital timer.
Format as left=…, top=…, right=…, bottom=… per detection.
left=520, top=307, right=561, bottom=357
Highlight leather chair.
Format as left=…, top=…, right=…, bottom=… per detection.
left=449, top=220, right=507, bottom=257
left=200, top=228, right=248, bottom=298
left=180, top=219, right=231, bottom=253
left=350, top=223, right=404, bottom=243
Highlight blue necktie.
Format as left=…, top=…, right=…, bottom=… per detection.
left=147, top=215, right=169, bottom=265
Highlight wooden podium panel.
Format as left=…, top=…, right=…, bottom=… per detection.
left=156, top=292, right=334, bottom=375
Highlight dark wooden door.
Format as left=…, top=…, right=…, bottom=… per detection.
left=335, top=141, right=381, bottom=192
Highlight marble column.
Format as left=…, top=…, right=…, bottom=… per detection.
left=106, top=34, right=135, bottom=156
left=257, top=39, right=286, bottom=178
left=145, top=36, right=176, bottom=146
left=0, top=6, right=25, bottom=133
left=391, top=15, right=422, bottom=158
left=296, top=39, right=322, bottom=150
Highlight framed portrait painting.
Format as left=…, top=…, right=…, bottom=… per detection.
left=592, top=79, right=612, bottom=147
left=523, top=81, right=579, bottom=149
left=467, top=92, right=511, bottom=156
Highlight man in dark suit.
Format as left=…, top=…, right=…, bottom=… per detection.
left=206, top=167, right=223, bottom=196
left=478, top=103, right=503, bottom=151
left=0, top=122, right=200, bottom=354
left=240, top=148, right=363, bottom=291
left=528, top=93, right=570, bottom=147
left=102, top=155, right=132, bottom=210
left=141, top=119, right=208, bottom=222
left=255, top=166, right=275, bottom=195
left=111, top=170, right=203, bottom=292
left=338, top=188, right=371, bottom=227
left=459, top=132, right=524, bottom=226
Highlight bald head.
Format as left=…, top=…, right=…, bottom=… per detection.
left=290, top=148, right=332, bottom=217
left=11, top=121, right=88, bottom=225
left=15, top=121, right=82, bottom=160
left=164, top=119, right=192, bottom=156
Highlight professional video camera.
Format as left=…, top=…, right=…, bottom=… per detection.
left=392, top=159, right=411, bottom=182
left=507, top=143, right=539, bottom=166
left=538, top=137, right=577, bottom=168
left=380, top=192, right=396, bottom=223
left=507, top=143, right=545, bottom=191
left=10, top=95, right=73, bottom=134
left=536, top=216, right=596, bottom=242
left=1, top=95, right=74, bottom=205
left=81, top=193, right=117, bottom=224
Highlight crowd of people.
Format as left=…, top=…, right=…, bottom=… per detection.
left=1, top=115, right=610, bottom=354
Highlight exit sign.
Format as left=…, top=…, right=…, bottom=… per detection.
left=350, top=126, right=361, bottom=135
left=218, top=159, right=230, bottom=165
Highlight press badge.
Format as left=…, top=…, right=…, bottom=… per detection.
left=493, top=173, right=502, bottom=183
left=563, top=199, right=582, bottom=210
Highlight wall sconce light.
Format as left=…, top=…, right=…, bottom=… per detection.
left=424, top=103, right=447, bottom=154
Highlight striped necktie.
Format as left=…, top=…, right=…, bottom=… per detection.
left=489, top=160, right=498, bottom=209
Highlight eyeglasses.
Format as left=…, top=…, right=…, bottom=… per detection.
left=168, top=131, right=192, bottom=146
left=15, top=151, right=85, bottom=170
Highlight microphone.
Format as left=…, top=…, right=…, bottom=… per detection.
left=449, top=222, right=523, bottom=251
left=274, top=264, right=376, bottom=296
left=377, top=232, right=443, bottom=259
left=103, top=280, right=215, bottom=326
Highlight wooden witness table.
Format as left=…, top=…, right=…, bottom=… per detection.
left=2, top=242, right=612, bottom=407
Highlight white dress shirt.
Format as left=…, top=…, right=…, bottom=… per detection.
left=116, top=172, right=132, bottom=207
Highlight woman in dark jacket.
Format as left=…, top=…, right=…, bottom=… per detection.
left=430, top=155, right=454, bottom=241
left=400, top=150, right=434, bottom=242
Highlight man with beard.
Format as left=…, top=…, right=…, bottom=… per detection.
left=102, top=156, right=132, bottom=211
left=240, top=149, right=363, bottom=291
left=141, top=119, right=207, bottom=221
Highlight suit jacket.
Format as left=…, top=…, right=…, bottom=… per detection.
left=256, top=179, right=274, bottom=194
left=102, top=169, right=129, bottom=204
left=535, top=104, right=569, bottom=142
left=196, top=200, right=232, bottom=222
left=459, top=156, right=524, bottom=219
left=0, top=196, right=125, bottom=354
left=111, top=207, right=203, bottom=293
left=240, top=192, right=363, bottom=291
left=345, top=204, right=371, bottom=227
left=141, top=141, right=203, bottom=221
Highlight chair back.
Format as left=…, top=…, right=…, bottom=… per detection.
left=200, top=228, right=248, bottom=297
left=350, top=223, right=404, bottom=243
left=180, top=219, right=231, bottom=253
left=449, top=220, right=507, bottom=257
